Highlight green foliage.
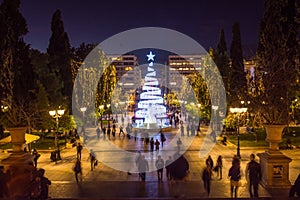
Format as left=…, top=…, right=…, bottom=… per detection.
left=47, top=9, right=72, bottom=109
left=229, top=22, right=247, bottom=106
left=254, top=0, right=299, bottom=125
left=214, top=29, right=230, bottom=97
left=96, top=64, right=117, bottom=108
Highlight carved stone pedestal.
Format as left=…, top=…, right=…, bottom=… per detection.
left=258, top=150, right=291, bottom=188
left=0, top=127, right=35, bottom=198
left=258, top=125, right=292, bottom=188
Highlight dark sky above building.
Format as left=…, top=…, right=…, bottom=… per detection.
left=16, top=0, right=264, bottom=57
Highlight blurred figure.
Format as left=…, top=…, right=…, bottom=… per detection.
left=89, top=150, right=97, bottom=171
left=228, top=156, right=241, bottom=198
left=202, top=163, right=212, bottom=196
left=37, top=168, right=51, bottom=199
left=245, top=154, right=262, bottom=198
left=205, top=155, right=214, bottom=169
left=165, top=156, right=173, bottom=180
left=155, top=155, right=164, bottom=182
left=0, top=166, right=9, bottom=198
left=73, top=158, right=82, bottom=183
left=32, top=149, right=40, bottom=168
left=169, top=154, right=189, bottom=198
left=137, top=155, right=149, bottom=181
left=216, top=155, right=223, bottom=179
left=289, top=173, right=300, bottom=197
left=76, top=143, right=83, bottom=160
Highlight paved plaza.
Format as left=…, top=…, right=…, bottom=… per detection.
left=26, top=124, right=300, bottom=199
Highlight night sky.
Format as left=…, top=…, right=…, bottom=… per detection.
left=16, top=0, right=264, bottom=57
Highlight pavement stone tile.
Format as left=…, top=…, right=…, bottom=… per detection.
left=1, top=122, right=298, bottom=199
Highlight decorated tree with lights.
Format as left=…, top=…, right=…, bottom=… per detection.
left=254, top=0, right=299, bottom=125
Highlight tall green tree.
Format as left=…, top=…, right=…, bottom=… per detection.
left=47, top=9, right=72, bottom=110
left=0, top=0, right=28, bottom=108
left=0, top=0, right=36, bottom=127
left=230, top=22, right=247, bottom=106
left=213, top=29, right=230, bottom=104
left=255, top=0, right=299, bottom=124
left=96, top=65, right=117, bottom=108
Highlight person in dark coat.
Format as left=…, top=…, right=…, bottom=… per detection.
left=169, top=154, right=189, bottom=198
left=245, top=154, right=262, bottom=198
left=155, top=155, right=165, bottom=181
left=0, top=166, right=9, bottom=198
left=228, top=157, right=241, bottom=198
left=37, top=168, right=51, bottom=199
left=89, top=150, right=97, bottom=171
left=170, top=154, right=189, bottom=180
left=74, top=158, right=82, bottom=183
left=76, top=143, right=83, bottom=160
left=289, top=173, right=300, bottom=197
left=202, top=163, right=212, bottom=196
left=206, top=155, right=214, bottom=169
left=96, top=127, right=101, bottom=139
left=32, top=148, right=40, bottom=168
left=215, top=155, right=223, bottom=179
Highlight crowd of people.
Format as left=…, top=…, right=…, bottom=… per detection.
left=200, top=153, right=264, bottom=198
left=1, top=111, right=299, bottom=199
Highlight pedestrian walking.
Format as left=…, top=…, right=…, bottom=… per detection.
left=37, top=168, right=51, bottom=200
left=228, top=157, right=241, bottom=198
left=32, top=148, right=40, bottom=168
left=107, top=126, right=111, bottom=139
left=134, top=130, right=137, bottom=141
left=137, top=155, right=149, bottom=181
left=186, top=123, right=190, bottom=137
left=135, top=151, right=142, bottom=179
left=96, top=127, right=101, bottom=139
left=176, top=138, right=182, bottom=150
left=126, top=124, right=131, bottom=139
left=112, top=124, right=116, bottom=137
left=245, top=153, right=262, bottom=198
left=73, top=158, right=82, bottom=183
left=0, top=166, right=9, bottom=198
left=205, top=155, right=214, bottom=169
left=76, top=143, right=83, bottom=160
left=202, top=163, right=212, bottom=196
left=121, top=115, right=125, bottom=126
left=160, top=131, right=166, bottom=147
left=150, top=138, right=154, bottom=151
left=214, top=155, right=223, bottom=179
left=89, top=150, right=97, bottom=171
left=119, top=125, right=125, bottom=137
left=155, top=155, right=165, bottom=181
left=102, top=127, right=106, bottom=139
left=165, top=156, right=172, bottom=180
left=191, top=123, right=195, bottom=136
left=155, top=139, right=160, bottom=151
left=289, top=173, right=300, bottom=197
left=180, top=123, right=184, bottom=136
left=169, top=154, right=189, bottom=198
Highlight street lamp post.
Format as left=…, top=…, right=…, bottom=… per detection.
left=212, top=105, right=219, bottom=131
left=80, top=107, right=87, bottom=143
left=229, top=107, right=247, bottom=158
left=49, top=109, right=65, bottom=160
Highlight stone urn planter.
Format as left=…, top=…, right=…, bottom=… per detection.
left=264, top=124, right=285, bottom=151
left=6, top=127, right=27, bottom=152
left=0, top=126, right=35, bottom=198
left=257, top=124, right=291, bottom=188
